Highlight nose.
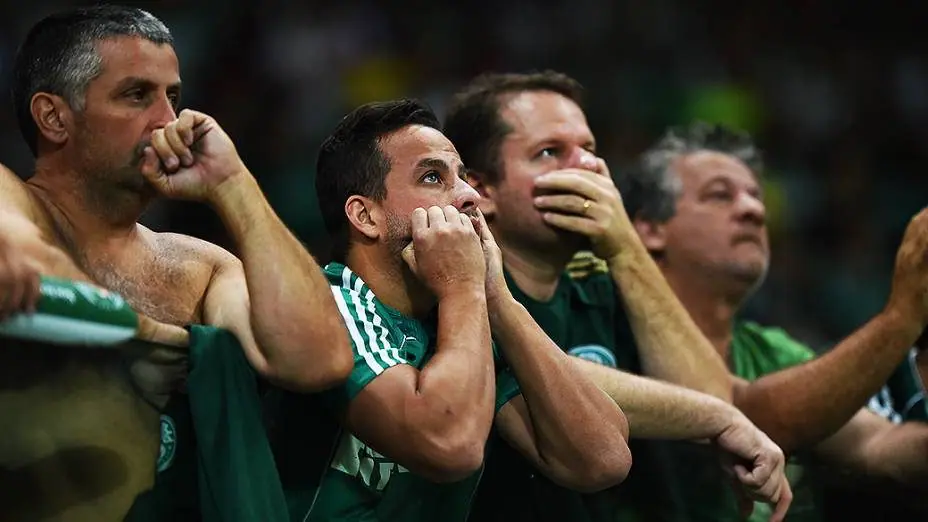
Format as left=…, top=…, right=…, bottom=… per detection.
left=454, top=177, right=480, bottom=213
left=149, top=93, right=178, bottom=130
left=736, top=191, right=766, bottom=226
left=565, top=146, right=599, bottom=172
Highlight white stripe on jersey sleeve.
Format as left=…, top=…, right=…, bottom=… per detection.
left=364, top=288, right=402, bottom=364
left=331, top=284, right=385, bottom=375
left=351, top=277, right=400, bottom=369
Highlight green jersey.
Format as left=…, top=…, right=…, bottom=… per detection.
left=268, top=262, right=521, bottom=522
left=126, top=325, right=289, bottom=522
left=674, top=322, right=928, bottom=522
left=468, top=254, right=692, bottom=522
left=666, top=321, right=824, bottom=522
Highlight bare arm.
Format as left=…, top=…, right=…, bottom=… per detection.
left=572, top=356, right=738, bottom=440
left=733, top=209, right=928, bottom=453
left=342, top=289, right=496, bottom=483
left=605, top=245, right=733, bottom=401
left=207, top=174, right=352, bottom=391
left=534, top=166, right=731, bottom=400
left=815, top=408, right=928, bottom=486
left=142, top=109, right=351, bottom=387
left=492, top=295, right=631, bottom=493
left=574, top=357, right=792, bottom=519
left=733, top=312, right=919, bottom=453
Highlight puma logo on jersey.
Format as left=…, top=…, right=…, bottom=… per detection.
left=399, top=335, right=417, bottom=350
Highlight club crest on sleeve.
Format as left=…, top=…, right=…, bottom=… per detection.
left=567, top=345, right=617, bottom=368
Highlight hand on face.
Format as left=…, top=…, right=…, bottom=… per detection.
left=140, top=109, right=247, bottom=203
left=532, top=158, right=635, bottom=260
left=401, top=205, right=486, bottom=300
left=886, top=206, right=928, bottom=331
left=474, top=209, right=510, bottom=303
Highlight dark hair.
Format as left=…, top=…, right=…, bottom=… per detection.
left=315, top=98, right=441, bottom=261
left=443, top=70, right=584, bottom=185
left=12, top=5, right=173, bottom=156
left=619, top=121, right=764, bottom=223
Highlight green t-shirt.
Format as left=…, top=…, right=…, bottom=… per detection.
left=730, top=321, right=822, bottom=522
left=676, top=322, right=928, bottom=522
left=126, top=325, right=288, bottom=522
left=269, top=262, right=521, bottom=522
left=468, top=257, right=692, bottom=522
left=650, top=322, right=823, bottom=522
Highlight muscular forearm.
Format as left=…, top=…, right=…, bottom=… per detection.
left=606, top=244, right=732, bottom=401
left=738, top=310, right=920, bottom=453
left=491, top=294, right=630, bottom=476
left=573, top=357, right=735, bottom=440
left=211, top=173, right=351, bottom=378
left=413, top=290, right=495, bottom=448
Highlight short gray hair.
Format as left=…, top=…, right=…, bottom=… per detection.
left=619, top=122, right=763, bottom=223
left=12, top=5, right=173, bottom=156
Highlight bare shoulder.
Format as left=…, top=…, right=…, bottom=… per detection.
left=0, top=163, right=38, bottom=219
left=147, top=229, right=241, bottom=272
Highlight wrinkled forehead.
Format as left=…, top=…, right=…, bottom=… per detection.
left=92, top=36, right=180, bottom=84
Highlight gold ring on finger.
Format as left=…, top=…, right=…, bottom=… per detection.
left=582, top=199, right=592, bottom=214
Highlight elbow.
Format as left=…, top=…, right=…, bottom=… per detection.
left=309, top=320, right=354, bottom=387
left=317, top=338, right=354, bottom=384
left=273, top=329, right=353, bottom=393
left=563, top=442, right=633, bottom=493
left=259, top=341, right=353, bottom=393
left=416, top=433, right=486, bottom=483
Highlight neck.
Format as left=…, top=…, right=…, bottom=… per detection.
left=28, top=160, right=149, bottom=251
left=345, top=246, right=435, bottom=319
left=660, top=266, right=748, bottom=362
left=497, top=233, right=575, bottom=302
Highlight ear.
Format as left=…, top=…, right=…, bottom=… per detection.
left=345, top=195, right=382, bottom=241
left=31, top=93, right=72, bottom=148
left=633, top=217, right=667, bottom=256
left=466, top=170, right=497, bottom=218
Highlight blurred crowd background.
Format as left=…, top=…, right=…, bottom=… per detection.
left=2, top=0, right=926, bottom=350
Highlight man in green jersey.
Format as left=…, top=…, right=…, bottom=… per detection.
left=619, top=121, right=928, bottom=520
left=444, top=71, right=792, bottom=522
left=270, top=98, right=632, bottom=522
left=0, top=5, right=351, bottom=520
